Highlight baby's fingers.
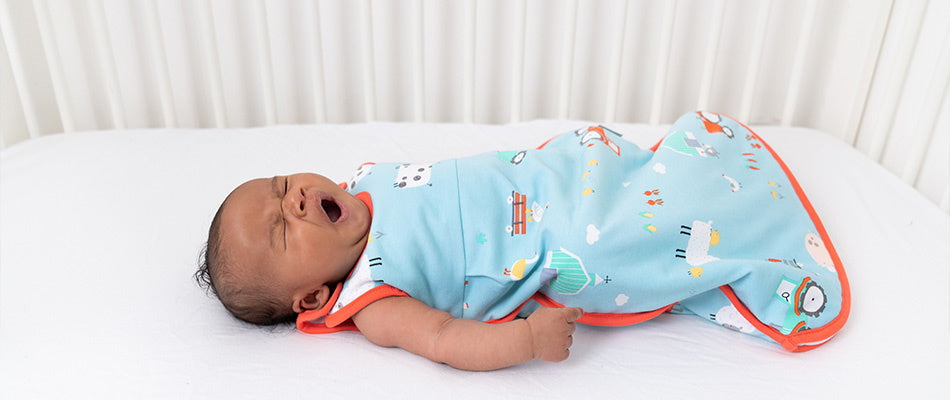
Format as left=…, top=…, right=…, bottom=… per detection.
left=561, top=307, right=584, bottom=323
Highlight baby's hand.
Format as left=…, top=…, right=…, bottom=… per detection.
left=524, top=306, right=583, bottom=362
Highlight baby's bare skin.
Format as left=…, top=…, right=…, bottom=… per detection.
left=220, top=173, right=582, bottom=370
left=352, top=296, right=582, bottom=371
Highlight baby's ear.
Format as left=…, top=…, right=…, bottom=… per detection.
left=292, top=285, right=331, bottom=313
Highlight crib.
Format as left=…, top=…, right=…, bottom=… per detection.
left=1, top=1, right=948, bottom=398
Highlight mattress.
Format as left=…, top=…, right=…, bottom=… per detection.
left=1, top=121, right=948, bottom=398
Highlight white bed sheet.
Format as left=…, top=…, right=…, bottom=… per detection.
left=2, top=121, right=948, bottom=399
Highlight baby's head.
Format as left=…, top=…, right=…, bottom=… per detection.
left=195, top=173, right=371, bottom=325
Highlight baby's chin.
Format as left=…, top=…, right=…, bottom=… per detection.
left=343, top=191, right=373, bottom=244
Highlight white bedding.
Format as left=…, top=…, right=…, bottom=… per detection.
left=2, top=121, right=948, bottom=398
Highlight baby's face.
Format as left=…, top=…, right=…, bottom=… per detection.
left=219, top=173, right=371, bottom=305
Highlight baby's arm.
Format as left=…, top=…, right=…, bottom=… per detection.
left=350, top=296, right=582, bottom=371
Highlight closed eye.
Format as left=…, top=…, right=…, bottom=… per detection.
left=283, top=178, right=289, bottom=248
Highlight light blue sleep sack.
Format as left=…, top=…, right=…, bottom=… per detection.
left=298, top=111, right=850, bottom=351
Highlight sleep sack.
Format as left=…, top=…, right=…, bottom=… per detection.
left=297, top=111, right=851, bottom=351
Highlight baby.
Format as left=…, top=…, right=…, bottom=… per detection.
left=196, top=172, right=578, bottom=371
left=196, top=112, right=848, bottom=371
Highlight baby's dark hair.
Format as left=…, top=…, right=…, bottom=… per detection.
left=195, top=198, right=297, bottom=326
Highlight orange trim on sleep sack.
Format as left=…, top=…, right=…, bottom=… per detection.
left=296, top=281, right=347, bottom=333
left=324, top=285, right=410, bottom=327
left=792, top=277, right=812, bottom=317
left=718, top=113, right=851, bottom=351
left=531, top=293, right=675, bottom=327
left=536, top=135, right=558, bottom=150
left=484, top=302, right=533, bottom=324
left=297, top=190, right=393, bottom=334
left=718, top=285, right=831, bottom=352
left=717, top=285, right=799, bottom=351
left=296, top=284, right=410, bottom=334
left=354, top=191, right=373, bottom=216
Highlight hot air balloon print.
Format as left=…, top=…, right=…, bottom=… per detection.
left=542, top=248, right=604, bottom=295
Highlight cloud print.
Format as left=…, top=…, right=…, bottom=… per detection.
left=653, top=162, right=667, bottom=174
left=586, top=224, right=600, bottom=245
left=615, top=294, right=629, bottom=306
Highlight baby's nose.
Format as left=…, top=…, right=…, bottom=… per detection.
left=288, top=189, right=308, bottom=217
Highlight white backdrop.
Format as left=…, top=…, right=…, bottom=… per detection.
left=1, top=0, right=948, bottom=210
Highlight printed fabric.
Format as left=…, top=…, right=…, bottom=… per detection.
left=297, top=111, right=850, bottom=351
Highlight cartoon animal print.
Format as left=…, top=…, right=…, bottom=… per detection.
left=394, top=164, right=432, bottom=188
left=697, top=111, right=734, bottom=139
left=348, top=163, right=375, bottom=190
left=504, top=253, right=539, bottom=281
left=661, top=130, right=720, bottom=158
left=527, top=201, right=549, bottom=222
left=722, top=174, right=741, bottom=192
left=710, top=305, right=756, bottom=333
left=773, top=276, right=827, bottom=334
left=805, top=233, right=836, bottom=272
left=574, top=126, right=621, bottom=156
left=507, top=191, right=528, bottom=235
left=798, top=279, right=827, bottom=317
left=542, top=248, right=604, bottom=295
left=675, top=220, right=721, bottom=266
left=496, top=150, right=527, bottom=165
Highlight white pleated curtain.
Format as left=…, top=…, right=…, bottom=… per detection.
left=1, top=0, right=947, bottom=210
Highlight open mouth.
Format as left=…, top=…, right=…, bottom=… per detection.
left=321, top=198, right=342, bottom=223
